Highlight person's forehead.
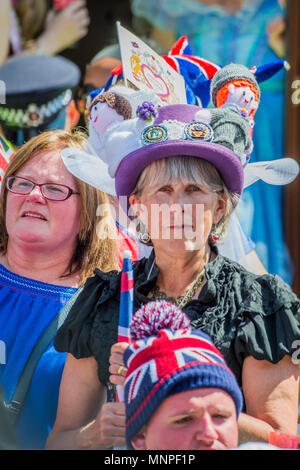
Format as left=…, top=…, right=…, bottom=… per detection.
left=17, top=150, right=75, bottom=183
left=157, top=388, right=235, bottom=416
left=142, top=158, right=201, bottom=184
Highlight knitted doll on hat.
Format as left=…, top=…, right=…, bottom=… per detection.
left=61, top=84, right=162, bottom=201
left=87, top=86, right=161, bottom=156
left=89, top=91, right=132, bottom=134
left=88, top=91, right=132, bottom=155
left=210, top=63, right=261, bottom=141
left=123, top=300, right=243, bottom=449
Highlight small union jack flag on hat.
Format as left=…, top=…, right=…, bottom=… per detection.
left=162, top=36, right=221, bottom=107
left=100, top=36, right=221, bottom=107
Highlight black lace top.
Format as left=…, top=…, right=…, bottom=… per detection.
left=54, top=250, right=300, bottom=392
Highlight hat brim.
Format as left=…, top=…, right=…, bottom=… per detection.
left=115, top=140, right=244, bottom=198
left=61, top=147, right=116, bottom=196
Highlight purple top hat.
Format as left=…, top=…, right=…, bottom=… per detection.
left=112, top=103, right=252, bottom=201
left=60, top=81, right=299, bottom=205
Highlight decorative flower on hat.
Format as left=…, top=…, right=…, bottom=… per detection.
left=60, top=86, right=161, bottom=196
left=136, top=101, right=157, bottom=122
left=60, top=34, right=298, bottom=202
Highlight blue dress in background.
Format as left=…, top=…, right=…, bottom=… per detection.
left=131, top=0, right=293, bottom=283
left=0, top=263, right=77, bottom=449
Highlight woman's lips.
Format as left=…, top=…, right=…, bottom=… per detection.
left=21, top=211, right=47, bottom=221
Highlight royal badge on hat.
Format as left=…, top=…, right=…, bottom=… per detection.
left=60, top=29, right=299, bottom=199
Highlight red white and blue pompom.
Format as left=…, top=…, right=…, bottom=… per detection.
left=130, top=300, right=191, bottom=341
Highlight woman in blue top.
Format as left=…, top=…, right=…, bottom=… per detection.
left=131, top=0, right=292, bottom=284
left=0, top=129, right=117, bottom=449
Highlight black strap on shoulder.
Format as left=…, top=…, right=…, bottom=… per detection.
left=4, top=286, right=83, bottom=425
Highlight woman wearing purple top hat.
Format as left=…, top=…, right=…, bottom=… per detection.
left=47, top=76, right=300, bottom=449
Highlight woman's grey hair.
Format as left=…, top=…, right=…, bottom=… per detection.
left=131, top=155, right=240, bottom=243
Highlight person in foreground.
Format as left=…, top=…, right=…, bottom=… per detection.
left=0, top=129, right=117, bottom=449
left=48, top=79, right=300, bottom=449
left=123, top=299, right=243, bottom=450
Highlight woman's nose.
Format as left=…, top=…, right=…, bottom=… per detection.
left=25, top=185, right=46, bottom=203
left=170, top=189, right=186, bottom=207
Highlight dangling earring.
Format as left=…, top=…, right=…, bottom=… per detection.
left=135, top=218, right=151, bottom=244
left=138, top=231, right=151, bottom=243
left=210, top=231, right=219, bottom=244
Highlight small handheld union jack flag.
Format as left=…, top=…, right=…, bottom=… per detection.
left=116, top=250, right=134, bottom=402
left=118, top=250, right=134, bottom=344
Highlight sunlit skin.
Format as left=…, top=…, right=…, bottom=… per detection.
left=129, top=176, right=226, bottom=301
left=131, top=388, right=238, bottom=450
left=129, top=180, right=226, bottom=253
left=5, top=150, right=80, bottom=255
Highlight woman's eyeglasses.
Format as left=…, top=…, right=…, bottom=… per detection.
left=6, top=176, right=80, bottom=201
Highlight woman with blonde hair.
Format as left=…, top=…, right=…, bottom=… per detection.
left=0, top=129, right=117, bottom=449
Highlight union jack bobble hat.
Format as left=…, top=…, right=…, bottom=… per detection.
left=123, top=300, right=243, bottom=448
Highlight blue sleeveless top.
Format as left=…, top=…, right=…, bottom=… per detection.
left=0, top=263, right=77, bottom=449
